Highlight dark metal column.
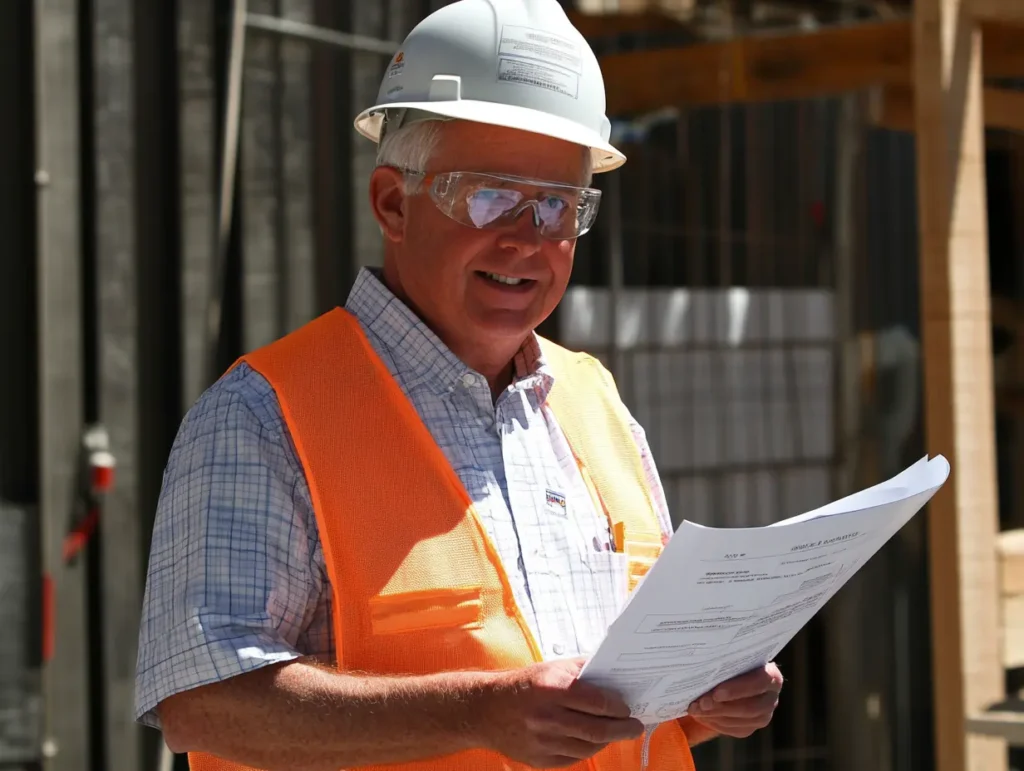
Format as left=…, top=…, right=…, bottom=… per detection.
left=33, top=1, right=90, bottom=769
left=86, top=0, right=146, bottom=766
left=0, top=4, right=43, bottom=766
left=179, top=0, right=218, bottom=407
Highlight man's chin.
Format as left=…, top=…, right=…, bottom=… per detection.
left=466, top=308, right=539, bottom=341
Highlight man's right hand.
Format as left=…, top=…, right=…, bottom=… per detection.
left=474, top=658, right=646, bottom=768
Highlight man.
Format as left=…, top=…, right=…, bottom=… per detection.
left=135, top=1, right=783, bottom=769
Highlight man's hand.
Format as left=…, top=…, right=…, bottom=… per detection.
left=685, top=662, right=783, bottom=739
left=476, top=658, right=646, bottom=768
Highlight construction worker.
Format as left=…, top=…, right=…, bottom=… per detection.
left=134, top=1, right=782, bottom=769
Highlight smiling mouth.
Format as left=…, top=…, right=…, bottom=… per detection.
left=477, top=271, right=535, bottom=288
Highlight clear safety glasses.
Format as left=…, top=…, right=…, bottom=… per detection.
left=404, top=170, right=602, bottom=241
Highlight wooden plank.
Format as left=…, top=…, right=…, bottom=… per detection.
left=981, top=21, right=1024, bottom=79
left=32, top=1, right=90, bottom=769
left=973, top=0, right=1024, bottom=24
left=913, top=0, right=1005, bottom=769
left=998, top=530, right=1024, bottom=595
left=984, top=87, right=1024, bottom=134
left=598, top=19, right=1024, bottom=115
left=869, top=84, right=1024, bottom=133
left=601, top=21, right=911, bottom=114
left=567, top=8, right=689, bottom=39
left=966, top=711, right=1024, bottom=745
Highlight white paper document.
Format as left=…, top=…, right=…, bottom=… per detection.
left=578, top=455, right=950, bottom=725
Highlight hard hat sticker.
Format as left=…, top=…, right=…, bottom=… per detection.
left=387, top=51, right=405, bottom=79
left=498, top=25, right=582, bottom=74
left=497, top=25, right=581, bottom=99
left=498, top=58, right=578, bottom=99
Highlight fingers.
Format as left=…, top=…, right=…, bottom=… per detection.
left=712, top=662, right=784, bottom=702
left=688, top=690, right=778, bottom=720
left=554, top=709, right=646, bottom=744
left=688, top=715, right=767, bottom=738
left=561, top=679, right=633, bottom=718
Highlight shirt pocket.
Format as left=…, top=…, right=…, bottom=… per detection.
left=367, top=586, right=483, bottom=636
left=580, top=549, right=630, bottom=619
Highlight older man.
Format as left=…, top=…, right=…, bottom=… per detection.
left=135, top=1, right=782, bottom=769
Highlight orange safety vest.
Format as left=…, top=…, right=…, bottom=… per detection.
left=188, top=308, right=695, bottom=771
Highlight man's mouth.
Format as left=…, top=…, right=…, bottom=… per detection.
left=477, top=271, right=534, bottom=288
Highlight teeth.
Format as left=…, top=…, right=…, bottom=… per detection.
left=485, top=272, right=524, bottom=286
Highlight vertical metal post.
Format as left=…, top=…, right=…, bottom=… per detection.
left=179, top=0, right=218, bottom=407
left=208, top=0, right=247, bottom=382
left=607, top=170, right=624, bottom=380
left=89, top=0, right=144, bottom=767
left=0, top=3, right=41, bottom=764
left=823, top=91, right=877, bottom=771
left=279, top=0, right=316, bottom=332
left=350, top=0, right=388, bottom=272
left=33, top=1, right=90, bottom=768
left=242, top=0, right=285, bottom=351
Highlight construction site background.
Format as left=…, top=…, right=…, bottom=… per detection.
left=1, top=1, right=1023, bottom=771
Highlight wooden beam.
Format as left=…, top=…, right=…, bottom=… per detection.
left=982, top=20, right=1024, bottom=79
left=967, top=711, right=1024, bottom=746
left=601, top=20, right=910, bottom=113
left=913, top=1, right=1005, bottom=770
left=567, top=8, right=689, bottom=39
left=869, top=84, right=1024, bottom=133
left=598, top=18, right=1024, bottom=115
left=984, top=86, right=1024, bottom=132
left=973, top=0, right=1024, bottom=24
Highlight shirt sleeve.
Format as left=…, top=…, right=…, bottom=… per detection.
left=628, top=419, right=675, bottom=542
left=134, top=363, right=328, bottom=728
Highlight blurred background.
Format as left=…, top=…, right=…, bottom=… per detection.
left=1, top=0, right=1023, bottom=770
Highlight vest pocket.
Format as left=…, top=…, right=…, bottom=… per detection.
left=368, top=586, right=484, bottom=636
left=625, top=541, right=662, bottom=593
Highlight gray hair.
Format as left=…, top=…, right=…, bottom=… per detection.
left=376, top=120, right=445, bottom=174
left=375, top=118, right=595, bottom=188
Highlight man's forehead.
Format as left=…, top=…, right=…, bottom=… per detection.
left=430, top=122, right=590, bottom=185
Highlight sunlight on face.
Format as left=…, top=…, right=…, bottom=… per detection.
left=384, top=121, right=591, bottom=359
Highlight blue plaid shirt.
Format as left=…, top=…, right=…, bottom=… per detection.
left=134, top=268, right=672, bottom=727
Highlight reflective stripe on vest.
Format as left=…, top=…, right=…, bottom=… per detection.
left=188, top=308, right=695, bottom=771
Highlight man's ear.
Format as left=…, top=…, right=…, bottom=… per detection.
left=369, top=166, right=407, bottom=243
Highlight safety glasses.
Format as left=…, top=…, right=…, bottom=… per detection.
left=403, top=170, right=602, bottom=241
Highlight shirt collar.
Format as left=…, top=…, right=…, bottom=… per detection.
left=344, top=268, right=554, bottom=399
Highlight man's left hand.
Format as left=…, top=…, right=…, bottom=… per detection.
left=685, top=663, right=783, bottom=739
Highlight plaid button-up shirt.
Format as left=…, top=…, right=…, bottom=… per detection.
left=135, top=268, right=672, bottom=727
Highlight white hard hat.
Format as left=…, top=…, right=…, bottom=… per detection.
left=353, top=0, right=625, bottom=173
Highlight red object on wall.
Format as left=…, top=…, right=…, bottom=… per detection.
left=41, top=574, right=54, bottom=662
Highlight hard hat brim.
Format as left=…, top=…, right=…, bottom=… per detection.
left=354, top=99, right=626, bottom=174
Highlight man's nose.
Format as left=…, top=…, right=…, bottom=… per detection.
left=496, top=203, right=545, bottom=252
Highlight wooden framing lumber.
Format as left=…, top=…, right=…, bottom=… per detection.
left=869, top=84, right=1024, bottom=133
left=597, top=18, right=1024, bottom=115
left=973, top=0, right=1024, bottom=24
left=600, top=20, right=910, bottom=113
left=567, top=8, right=689, bottom=38
left=966, top=711, right=1024, bottom=746
left=913, top=0, right=1005, bottom=769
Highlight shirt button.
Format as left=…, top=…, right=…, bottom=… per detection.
left=461, top=373, right=477, bottom=388
left=552, top=643, right=565, bottom=656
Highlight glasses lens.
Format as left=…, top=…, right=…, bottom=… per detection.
left=431, top=172, right=600, bottom=240
left=466, top=188, right=524, bottom=227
